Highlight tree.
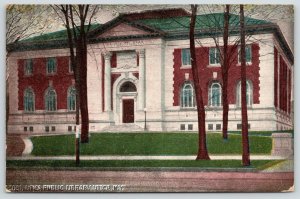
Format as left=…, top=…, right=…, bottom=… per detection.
left=221, top=5, right=230, bottom=140
left=190, top=4, right=210, bottom=160
left=239, top=4, right=250, bottom=166
left=6, top=5, right=52, bottom=134
left=53, top=5, right=99, bottom=143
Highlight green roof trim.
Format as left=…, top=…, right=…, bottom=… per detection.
left=135, top=13, right=272, bottom=33
left=20, top=23, right=102, bottom=43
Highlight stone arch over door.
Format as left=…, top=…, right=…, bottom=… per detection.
left=113, top=73, right=139, bottom=124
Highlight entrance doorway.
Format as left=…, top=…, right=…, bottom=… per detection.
left=122, top=99, right=134, bottom=123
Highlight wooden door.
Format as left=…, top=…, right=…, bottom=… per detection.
left=122, top=99, right=134, bottom=123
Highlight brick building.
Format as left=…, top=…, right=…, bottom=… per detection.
left=7, top=8, right=294, bottom=134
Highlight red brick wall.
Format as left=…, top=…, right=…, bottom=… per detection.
left=18, top=56, right=73, bottom=110
left=274, top=47, right=278, bottom=108
left=173, top=43, right=260, bottom=106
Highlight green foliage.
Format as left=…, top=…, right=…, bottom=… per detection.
left=31, top=133, right=272, bottom=156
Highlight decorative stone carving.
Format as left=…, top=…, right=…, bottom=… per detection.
left=103, top=52, right=112, bottom=60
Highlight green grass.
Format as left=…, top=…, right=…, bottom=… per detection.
left=6, top=160, right=278, bottom=170
left=31, top=133, right=272, bottom=156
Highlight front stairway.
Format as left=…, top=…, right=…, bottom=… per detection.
left=101, top=123, right=145, bottom=132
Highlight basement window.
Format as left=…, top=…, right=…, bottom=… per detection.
left=188, top=124, right=193, bottom=131
left=180, top=124, right=185, bottom=131
left=208, top=124, right=213, bottom=130
left=237, top=123, right=250, bottom=130
left=68, top=126, right=72, bottom=132
left=216, top=124, right=221, bottom=130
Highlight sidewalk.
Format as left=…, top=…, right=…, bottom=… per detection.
left=7, top=154, right=286, bottom=161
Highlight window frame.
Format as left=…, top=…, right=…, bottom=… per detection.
left=209, top=47, right=221, bottom=66
left=45, top=87, right=57, bottom=111
left=24, top=59, right=33, bottom=76
left=24, top=88, right=35, bottom=112
left=236, top=80, right=253, bottom=107
left=181, top=48, right=191, bottom=67
left=238, top=45, right=252, bottom=65
left=209, top=82, right=222, bottom=107
left=180, top=82, right=195, bottom=109
left=67, top=86, right=76, bottom=111
left=46, top=57, right=57, bottom=75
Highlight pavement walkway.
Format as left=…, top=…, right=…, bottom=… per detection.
left=7, top=154, right=286, bottom=161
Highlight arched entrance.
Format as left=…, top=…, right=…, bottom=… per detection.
left=119, top=81, right=137, bottom=123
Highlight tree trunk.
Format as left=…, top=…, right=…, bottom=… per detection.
left=77, top=33, right=89, bottom=143
left=240, top=4, right=250, bottom=166
left=222, top=5, right=230, bottom=140
left=190, top=4, right=210, bottom=160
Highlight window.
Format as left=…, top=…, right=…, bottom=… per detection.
left=238, top=45, right=252, bottom=64
left=46, top=57, right=57, bottom=74
left=180, top=124, right=185, bottom=131
left=182, top=49, right=191, bottom=66
left=216, top=124, right=221, bottom=130
left=24, top=127, right=27, bottom=132
left=237, top=124, right=242, bottom=130
left=24, top=59, right=33, bottom=75
left=45, top=88, right=57, bottom=111
left=51, top=126, right=56, bottom=131
left=188, top=124, right=193, bottom=131
left=69, top=57, right=74, bottom=73
left=29, top=126, right=34, bottom=132
left=209, top=82, right=222, bottom=107
left=208, top=124, right=213, bottom=130
left=68, top=126, right=72, bottom=132
left=237, top=123, right=250, bottom=130
left=45, top=126, right=49, bottom=132
left=120, top=81, right=137, bottom=92
left=236, top=80, right=253, bottom=107
left=67, top=86, right=76, bottom=111
left=209, top=47, right=220, bottom=65
left=24, top=88, right=35, bottom=112
left=181, top=82, right=195, bottom=108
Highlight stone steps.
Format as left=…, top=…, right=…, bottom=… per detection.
left=101, top=124, right=144, bottom=132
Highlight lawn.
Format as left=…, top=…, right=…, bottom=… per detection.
left=30, top=132, right=272, bottom=156
left=6, top=160, right=281, bottom=170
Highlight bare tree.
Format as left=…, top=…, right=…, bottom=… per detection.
left=53, top=5, right=99, bottom=143
left=239, top=4, right=250, bottom=166
left=190, top=4, right=210, bottom=160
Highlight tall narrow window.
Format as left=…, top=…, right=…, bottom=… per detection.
left=236, top=80, right=253, bottom=106
left=24, top=88, right=34, bottom=112
left=24, top=59, right=33, bottom=75
left=209, top=47, right=220, bottom=65
left=238, top=45, right=252, bottom=63
left=68, top=86, right=76, bottom=111
left=47, top=57, right=57, bottom=74
left=45, top=88, right=57, bottom=111
left=209, top=82, right=222, bottom=106
left=182, top=48, right=191, bottom=66
left=69, top=57, right=74, bottom=73
left=181, top=82, right=195, bottom=108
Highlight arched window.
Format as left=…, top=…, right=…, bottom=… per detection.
left=209, top=82, right=222, bottom=106
left=67, top=86, right=76, bottom=111
left=24, top=88, right=34, bottom=112
left=120, top=81, right=137, bottom=92
left=45, top=88, right=57, bottom=111
left=236, top=80, right=253, bottom=106
left=181, top=82, right=195, bottom=108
